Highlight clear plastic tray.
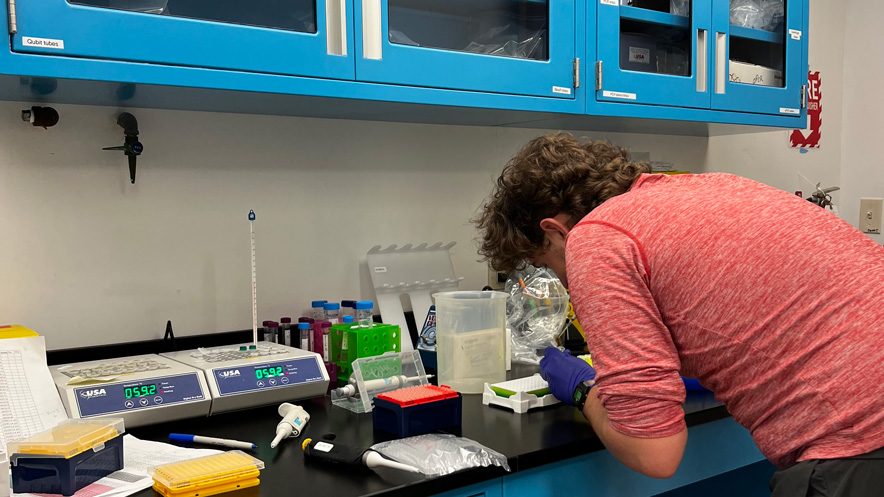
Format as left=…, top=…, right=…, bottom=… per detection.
left=150, top=451, right=264, bottom=492
left=7, top=419, right=125, bottom=459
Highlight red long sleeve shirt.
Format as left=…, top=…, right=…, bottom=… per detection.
left=565, top=173, right=884, bottom=468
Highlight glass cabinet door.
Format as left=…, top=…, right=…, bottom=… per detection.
left=711, top=0, right=804, bottom=116
left=596, top=0, right=712, bottom=109
left=355, top=0, right=577, bottom=99
left=12, top=0, right=355, bottom=80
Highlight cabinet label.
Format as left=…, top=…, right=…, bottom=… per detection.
left=780, top=107, right=800, bottom=115
left=629, top=47, right=651, bottom=64
left=602, top=90, right=637, bottom=100
left=789, top=29, right=802, bottom=40
left=600, top=0, right=618, bottom=5
left=552, top=86, right=572, bottom=95
left=373, top=266, right=387, bottom=273
left=22, top=37, right=65, bottom=50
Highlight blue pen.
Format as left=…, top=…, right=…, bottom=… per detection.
left=169, top=433, right=257, bottom=450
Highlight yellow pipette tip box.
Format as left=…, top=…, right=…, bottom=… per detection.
left=7, top=419, right=124, bottom=459
left=150, top=451, right=265, bottom=497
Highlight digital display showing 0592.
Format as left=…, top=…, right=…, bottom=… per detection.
left=256, top=366, right=284, bottom=379
left=124, top=385, right=158, bottom=398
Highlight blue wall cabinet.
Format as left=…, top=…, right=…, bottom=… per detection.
left=711, top=0, right=805, bottom=116
left=354, top=0, right=578, bottom=99
left=596, top=0, right=713, bottom=109
left=10, top=0, right=356, bottom=80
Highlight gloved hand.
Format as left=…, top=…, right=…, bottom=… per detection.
left=540, top=346, right=596, bottom=406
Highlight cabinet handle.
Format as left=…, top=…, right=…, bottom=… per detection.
left=362, top=0, right=382, bottom=60
left=326, top=0, right=347, bottom=56
left=715, top=32, right=726, bottom=94
left=696, top=29, right=707, bottom=93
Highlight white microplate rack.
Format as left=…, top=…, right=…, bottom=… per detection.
left=482, top=374, right=560, bottom=414
left=367, top=242, right=463, bottom=352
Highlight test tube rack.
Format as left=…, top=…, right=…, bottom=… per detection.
left=330, top=322, right=401, bottom=384
left=366, top=242, right=464, bottom=352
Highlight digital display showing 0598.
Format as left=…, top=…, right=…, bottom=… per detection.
left=256, top=366, right=284, bottom=379
left=124, top=385, right=158, bottom=398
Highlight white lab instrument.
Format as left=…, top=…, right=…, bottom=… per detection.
left=161, top=343, right=328, bottom=415
left=270, top=403, right=309, bottom=448
left=482, top=374, right=560, bottom=414
left=49, top=354, right=211, bottom=428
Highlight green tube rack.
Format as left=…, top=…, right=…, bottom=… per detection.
left=329, top=323, right=401, bottom=384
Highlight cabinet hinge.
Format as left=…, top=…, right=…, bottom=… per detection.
left=7, top=0, right=17, bottom=35
left=595, top=61, right=603, bottom=91
left=573, top=58, right=580, bottom=89
left=800, top=85, right=807, bottom=109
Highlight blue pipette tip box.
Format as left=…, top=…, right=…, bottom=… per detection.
left=9, top=420, right=124, bottom=497
left=372, top=385, right=462, bottom=438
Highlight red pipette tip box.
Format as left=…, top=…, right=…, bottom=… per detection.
left=373, top=385, right=462, bottom=437
left=376, top=385, right=458, bottom=407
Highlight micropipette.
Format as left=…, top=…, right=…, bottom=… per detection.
left=249, top=210, right=258, bottom=347
left=301, top=438, right=420, bottom=473
left=332, top=375, right=433, bottom=399
left=270, top=403, right=309, bottom=449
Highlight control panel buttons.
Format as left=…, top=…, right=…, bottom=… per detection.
left=139, top=398, right=149, bottom=407
left=125, top=400, right=135, bottom=409
left=154, top=396, right=163, bottom=404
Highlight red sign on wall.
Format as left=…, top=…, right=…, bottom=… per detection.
left=790, top=71, right=821, bottom=149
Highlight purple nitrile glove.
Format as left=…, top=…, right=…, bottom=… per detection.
left=540, top=346, right=596, bottom=407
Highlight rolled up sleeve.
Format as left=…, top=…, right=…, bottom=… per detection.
left=566, top=222, right=686, bottom=439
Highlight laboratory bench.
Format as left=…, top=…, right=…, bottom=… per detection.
left=121, top=365, right=771, bottom=497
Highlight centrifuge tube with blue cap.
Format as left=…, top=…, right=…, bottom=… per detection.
left=311, top=301, right=327, bottom=321
left=324, top=302, right=340, bottom=325
left=298, top=322, right=310, bottom=350
left=355, top=301, right=374, bottom=328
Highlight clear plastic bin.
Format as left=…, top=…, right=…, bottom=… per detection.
left=331, top=350, right=429, bottom=413
left=150, top=451, right=264, bottom=497
left=435, top=291, right=507, bottom=393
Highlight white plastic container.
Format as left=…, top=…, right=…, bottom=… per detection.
left=435, top=291, right=507, bottom=393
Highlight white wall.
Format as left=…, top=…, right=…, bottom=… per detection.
left=0, top=102, right=707, bottom=349
left=841, top=0, right=884, bottom=244
left=0, top=0, right=856, bottom=350
left=705, top=0, right=846, bottom=208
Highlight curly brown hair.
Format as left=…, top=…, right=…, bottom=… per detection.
left=474, top=132, right=651, bottom=273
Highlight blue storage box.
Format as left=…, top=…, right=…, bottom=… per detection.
left=9, top=419, right=125, bottom=496
left=372, top=385, right=462, bottom=438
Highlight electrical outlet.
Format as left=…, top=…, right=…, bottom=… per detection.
left=859, top=198, right=883, bottom=234
left=487, top=266, right=508, bottom=291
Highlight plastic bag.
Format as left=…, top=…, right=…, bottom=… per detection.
left=670, top=0, right=690, bottom=17
left=371, top=434, right=510, bottom=476
left=729, top=0, right=766, bottom=30
left=505, top=267, right=570, bottom=365
left=761, top=0, right=784, bottom=32
left=462, top=12, right=547, bottom=60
